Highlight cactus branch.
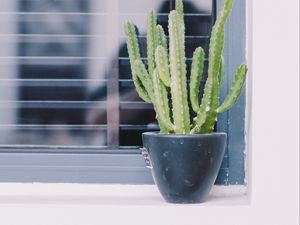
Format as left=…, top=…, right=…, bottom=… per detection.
left=155, top=46, right=171, bottom=87
left=175, top=0, right=184, bottom=22
left=134, top=60, right=154, bottom=100
left=124, top=21, right=141, bottom=62
left=147, top=10, right=157, bottom=78
left=153, top=69, right=174, bottom=131
left=190, top=47, right=205, bottom=113
left=124, top=21, right=151, bottom=103
left=190, top=75, right=213, bottom=134
left=134, top=60, right=172, bottom=133
left=199, top=0, right=232, bottom=133
left=217, top=64, right=247, bottom=113
left=200, top=54, right=227, bottom=133
left=208, top=1, right=232, bottom=80
left=169, top=11, right=190, bottom=134
left=218, top=56, right=225, bottom=86
left=156, top=25, right=168, bottom=50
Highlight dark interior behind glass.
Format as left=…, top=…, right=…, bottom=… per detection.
left=9, top=0, right=214, bottom=148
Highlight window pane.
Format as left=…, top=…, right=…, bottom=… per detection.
left=0, top=0, right=213, bottom=148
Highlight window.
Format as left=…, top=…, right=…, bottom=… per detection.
left=0, top=0, right=246, bottom=184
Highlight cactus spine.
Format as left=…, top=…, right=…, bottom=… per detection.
left=124, top=0, right=247, bottom=134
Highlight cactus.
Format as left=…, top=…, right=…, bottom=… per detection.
left=124, top=0, right=247, bottom=134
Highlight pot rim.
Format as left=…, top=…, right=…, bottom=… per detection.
left=142, top=131, right=227, bottom=138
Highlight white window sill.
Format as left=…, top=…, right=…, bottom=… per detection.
left=0, top=183, right=248, bottom=205
left=0, top=183, right=253, bottom=225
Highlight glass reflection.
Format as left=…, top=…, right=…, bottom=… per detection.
left=0, top=0, right=213, bottom=148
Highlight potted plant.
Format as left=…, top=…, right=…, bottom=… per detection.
left=124, top=0, right=247, bottom=203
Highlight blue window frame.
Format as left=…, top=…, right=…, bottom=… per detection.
left=216, top=0, right=247, bottom=184
left=0, top=0, right=246, bottom=184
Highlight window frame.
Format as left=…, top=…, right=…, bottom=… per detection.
left=0, top=0, right=247, bottom=184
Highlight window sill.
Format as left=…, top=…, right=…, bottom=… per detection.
left=0, top=183, right=248, bottom=205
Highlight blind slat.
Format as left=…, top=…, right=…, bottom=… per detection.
left=0, top=124, right=159, bottom=130
left=0, top=101, right=154, bottom=109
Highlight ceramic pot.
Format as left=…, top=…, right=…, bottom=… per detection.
left=141, top=132, right=227, bottom=203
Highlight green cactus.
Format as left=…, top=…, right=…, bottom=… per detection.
left=124, top=0, right=247, bottom=134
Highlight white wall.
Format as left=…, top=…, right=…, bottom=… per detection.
left=248, top=0, right=299, bottom=224
left=0, top=0, right=299, bottom=224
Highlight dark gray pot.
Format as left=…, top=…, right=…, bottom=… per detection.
left=141, top=132, right=227, bottom=204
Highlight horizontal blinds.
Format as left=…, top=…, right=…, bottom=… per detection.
left=0, top=0, right=213, bottom=149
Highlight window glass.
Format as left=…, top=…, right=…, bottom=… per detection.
left=0, top=0, right=213, bottom=148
